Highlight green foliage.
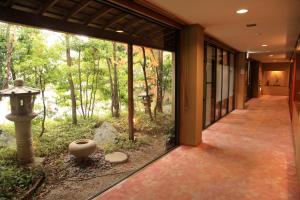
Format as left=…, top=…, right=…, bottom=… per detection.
left=103, top=133, right=152, bottom=153
left=0, top=23, right=7, bottom=88
left=33, top=118, right=97, bottom=157
left=0, top=165, right=40, bottom=199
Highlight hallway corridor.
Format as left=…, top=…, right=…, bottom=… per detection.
left=95, top=96, right=300, bottom=200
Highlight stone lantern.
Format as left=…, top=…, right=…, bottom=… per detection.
left=138, top=93, right=154, bottom=113
left=0, top=80, right=40, bottom=164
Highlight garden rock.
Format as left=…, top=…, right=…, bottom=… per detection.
left=0, top=130, right=16, bottom=147
left=93, top=122, right=118, bottom=147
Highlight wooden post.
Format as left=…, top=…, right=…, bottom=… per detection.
left=128, top=43, right=134, bottom=140
left=179, top=25, right=204, bottom=146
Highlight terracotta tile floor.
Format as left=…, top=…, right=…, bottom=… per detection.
left=94, top=96, right=300, bottom=200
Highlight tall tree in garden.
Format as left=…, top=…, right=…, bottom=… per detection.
left=141, top=47, right=153, bottom=120
left=87, top=45, right=101, bottom=118
left=0, top=24, right=7, bottom=88
left=72, top=37, right=86, bottom=118
left=150, top=49, right=164, bottom=115
left=3, top=24, right=15, bottom=89
left=106, top=42, right=120, bottom=118
left=65, top=34, right=77, bottom=125
left=156, top=50, right=164, bottom=113
left=72, top=37, right=102, bottom=118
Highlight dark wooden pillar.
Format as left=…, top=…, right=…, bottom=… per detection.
left=235, top=52, right=247, bottom=109
left=128, top=43, right=134, bottom=140
left=179, top=25, right=204, bottom=146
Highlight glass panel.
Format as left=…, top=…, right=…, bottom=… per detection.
left=204, top=45, right=215, bottom=126
left=215, top=49, right=222, bottom=120
left=0, top=22, right=177, bottom=199
left=205, top=83, right=212, bottom=126
left=221, top=51, right=229, bottom=116
left=133, top=46, right=176, bottom=152
left=206, top=46, right=215, bottom=83
left=229, top=53, right=235, bottom=112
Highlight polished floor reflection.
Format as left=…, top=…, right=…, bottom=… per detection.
left=95, top=96, right=299, bottom=200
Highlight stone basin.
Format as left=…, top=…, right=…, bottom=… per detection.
left=69, top=139, right=97, bottom=158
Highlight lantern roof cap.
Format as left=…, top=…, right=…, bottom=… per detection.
left=0, top=80, right=40, bottom=97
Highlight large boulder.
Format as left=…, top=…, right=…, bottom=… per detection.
left=93, top=122, right=118, bottom=147
left=0, top=130, right=16, bottom=148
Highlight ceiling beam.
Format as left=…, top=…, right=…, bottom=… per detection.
left=39, top=0, right=59, bottom=15
left=0, top=6, right=175, bottom=52
left=85, top=7, right=113, bottom=25
left=152, top=29, right=175, bottom=41
left=142, top=28, right=166, bottom=39
left=126, top=18, right=144, bottom=29
left=102, top=0, right=184, bottom=29
left=131, top=24, right=155, bottom=36
left=102, top=13, right=128, bottom=29
left=5, top=0, right=14, bottom=7
left=64, top=0, right=91, bottom=21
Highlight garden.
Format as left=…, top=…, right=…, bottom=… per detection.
left=0, top=22, right=176, bottom=200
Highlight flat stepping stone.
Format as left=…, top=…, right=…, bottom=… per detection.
left=105, top=152, right=128, bottom=164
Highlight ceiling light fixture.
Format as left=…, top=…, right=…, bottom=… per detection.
left=116, top=30, right=124, bottom=33
left=261, top=44, right=268, bottom=47
left=246, top=23, right=257, bottom=27
left=236, top=9, right=248, bottom=14
left=269, top=54, right=274, bottom=57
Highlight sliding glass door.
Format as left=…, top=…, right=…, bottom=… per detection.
left=221, top=51, right=229, bottom=116
left=203, top=43, right=235, bottom=128
left=204, top=45, right=216, bottom=127
left=215, top=48, right=222, bottom=121
left=228, top=53, right=235, bottom=112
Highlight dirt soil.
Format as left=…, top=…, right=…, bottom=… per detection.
left=34, top=134, right=167, bottom=200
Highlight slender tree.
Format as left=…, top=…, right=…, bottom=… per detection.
left=141, top=47, right=153, bottom=120
left=150, top=49, right=164, bottom=116
left=106, top=42, right=120, bottom=118
left=77, top=43, right=85, bottom=118
left=65, top=34, right=78, bottom=125
left=3, top=24, right=15, bottom=89
left=38, top=68, right=46, bottom=136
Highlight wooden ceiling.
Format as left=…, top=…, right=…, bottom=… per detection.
left=0, top=0, right=180, bottom=51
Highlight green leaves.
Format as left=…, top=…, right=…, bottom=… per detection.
left=0, top=165, right=39, bottom=199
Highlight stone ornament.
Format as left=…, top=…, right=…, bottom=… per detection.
left=0, top=80, right=40, bottom=164
left=68, top=139, right=97, bottom=158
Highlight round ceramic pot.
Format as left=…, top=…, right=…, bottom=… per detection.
left=69, top=139, right=97, bottom=158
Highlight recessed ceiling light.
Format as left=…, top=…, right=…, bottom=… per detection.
left=246, top=23, right=257, bottom=27
left=236, top=9, right=248, bottom=14
left=261, top=44, right=268, bottom=47
left=269, top=54, right=274, bottom=57
left=116, top=30, right=124, bottom=33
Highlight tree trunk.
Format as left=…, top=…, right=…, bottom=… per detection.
left=91, top=59, right=100, bottom=116
left=156, top=50, right=163, bottom=113
left=65, top=34, right=77, bottom=125
left=11, top=64, right=16, bottom=81
left=87, top=49, right=97, bottom=117
left=84, top=73, right=90, bottom=117
left=39, top=71, right=46, bottom=137
left=77, top=50, right=85, bottom=118
left=112, top=42, right=120, bottom=118
left=106, top=58, right=114, bottom=116
left=3, top=24, right=15, bottom=89
left=141, top=47, right=153, bottom=120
